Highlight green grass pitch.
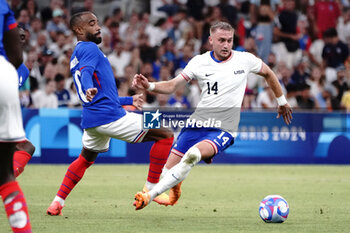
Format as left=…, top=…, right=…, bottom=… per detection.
left=1, top=165, right=349, bottom=233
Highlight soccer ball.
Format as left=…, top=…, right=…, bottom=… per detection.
left=259, top=195, right=289, bottom=223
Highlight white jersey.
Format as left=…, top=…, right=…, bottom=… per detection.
left=181, top=50, right=262, bottom=136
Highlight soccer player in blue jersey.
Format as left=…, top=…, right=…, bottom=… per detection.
left=46, top=11, right=174, bottom=216
left=132, top=21, right=293, bottom=210
left=0, top=0, right=32, bottom=232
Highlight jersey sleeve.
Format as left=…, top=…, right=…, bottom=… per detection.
left=181, top=56, right=200, bottom=82
left=78, top=42, right=100, bottom=69
left=17, top=63, right=30, bottom=88
left=244, top=52, right=263, bottom=73
left=3, top=6, right=17, bottom=32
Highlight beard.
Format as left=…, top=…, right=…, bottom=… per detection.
left=86, top=32, right=102, bottom=44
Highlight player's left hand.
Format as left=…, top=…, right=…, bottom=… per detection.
left=277, top=103, right=293, bottom=125
left=86, top=88, right=98, bottom=102
left=132, top=93, right=144, bottom=110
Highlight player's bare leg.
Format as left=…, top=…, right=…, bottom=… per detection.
left=134, top=141, right=215, bottom=210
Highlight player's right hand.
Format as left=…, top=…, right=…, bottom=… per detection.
left=277, top=103, right=293, bottom=125
left=132, top=74, right=149, bottom=90
left=86, top=88, right=98, bottom=102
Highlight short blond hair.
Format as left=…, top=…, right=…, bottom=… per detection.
left=210, top=21, right=234, bottom=35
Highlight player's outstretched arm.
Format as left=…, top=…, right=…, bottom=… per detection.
left=132, top=74, right=187, bottom=94
left=257, top=62, right=293, bottom=125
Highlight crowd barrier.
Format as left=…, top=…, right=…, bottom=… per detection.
left=23, top=108, right=350, bottom=164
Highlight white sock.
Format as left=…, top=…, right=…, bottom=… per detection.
left=149, top=162, right=192, bottom=201
left=145, top=181, right=156, bottom=191
left=161, top=167, right=169, bottom=178
left=148, top=146, right=202, bottom=201
left=146, top=166, right=169, bottom=191
left=53, top=196, right=65, bottom=206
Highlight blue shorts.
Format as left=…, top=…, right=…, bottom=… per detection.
left=171, top=128, right=234, bottom=159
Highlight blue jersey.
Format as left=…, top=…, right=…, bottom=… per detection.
left=70, top=41, right=126, bottom=129
left=0, top=0, right=17, bottom=52
left=0, top=1, right=29, bottom=87
left=17, top=63, right=29, bottom=88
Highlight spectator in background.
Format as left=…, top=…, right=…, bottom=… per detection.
left=21, top=0, right=39, bottom=20
left=49, top=31, right=67, bottom=58
left=28, top=17, right=43, bottom=46
left=167, top=13, right=183, bottom=45
left=250, top=0, right=275, bottom=63
left=175, top=44, right=194, bottom=71
left=249, top=0, right=280, bottom=26
left=297, top=15, right=312, bottom=52
left=109, top=21, right=121, bottom=49
left=186, top=0, right=205, bottom=22
left=31, top=79, right=58, bottom=108
left=147, top=18, right=168, bottom=47
left=46, top=8, right=68, bottom=42
left=111, top=7, right=123, bottom=24
left=40, top=0, right=64, bottom=26
left=119, top=12, right=139, bottom=43
left=162, top=37, right=176, bottom=69
left=285, top=84, right=299, bottom=108
left=291, top=57, right=310, bottom=85
left=332, top=65, right=349, bottom=106
left=71, top=0, right=94, bottom=15
left=341, top=89, right=350, bottom=110
left=217, top=0, right=238, bottom=27
left=32, top=31, right=49, bottom=56
left=54, top=73, right=70, bottom=107
left=122, top=64, right=136, bottom=87
left=296, top=83, right=318, bottom=109
left=41, top=49, right=58, bottom=81
left=199, top=6, right=222, bottom=43
left=313, top=0, right=340, bottom=38
left=138, top=33, right=156, bottom=63
left=322, top=28, right=349, bottom=69
left=273, top=0, right=302, bottom=69
left=168, top=87, right=191, bottom=109
left=256, top=86, right=278, bottom=109
left=68, top=80, right=81, bottom=108
left=99, top=32, right=113, bottom=55
left=17, top=8, right=31, bottom=30
left=100, top=15, right=112, bottom=36
left=176, top=25, right=201, bottom=55
left=307, top=33, right=325, bottom=67
left=307, top=65, right=326, bottom=102
left=108, top=41, right=132, bottom=78
left=151, top=93, right=171, bottom=108
left=159, top=65, right=172, bottom=81
left=152, top=45, right=166, bottom=80
left=337, top=7, right=350, bottom=45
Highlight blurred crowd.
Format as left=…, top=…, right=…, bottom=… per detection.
left=13, top=0, right=350, bottom=111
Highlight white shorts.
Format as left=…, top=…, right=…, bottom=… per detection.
left=0, top=56, right=25, bottom=142
left=82, top=111, right=148, bottom=152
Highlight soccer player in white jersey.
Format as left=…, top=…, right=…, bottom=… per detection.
left=0, top=1, right=32, bottom=232
left=132, top=21, right=293, bottom=210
